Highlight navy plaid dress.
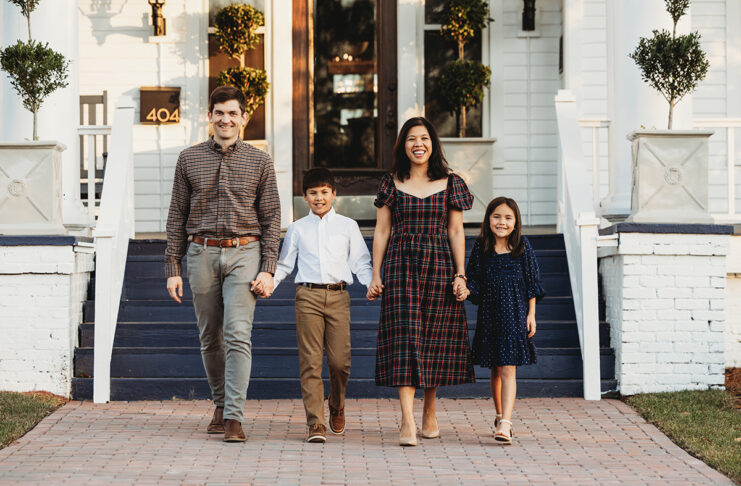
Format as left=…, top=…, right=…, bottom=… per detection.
left=374, top=173, right=476, bottom=388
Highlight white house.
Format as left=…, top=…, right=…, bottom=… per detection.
left=0, top=0, right=739, bottom=400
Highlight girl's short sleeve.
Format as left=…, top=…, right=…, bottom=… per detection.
left=374, top=173, right=396, bottom=208
left=447, top=173, right=473, bottom=210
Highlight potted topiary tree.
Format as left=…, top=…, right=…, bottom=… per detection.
left=436, top=0, right=496, bottom=222
left=0, top=0, right=69, bottom=141
left=0, top=0, right=71, bottom=234
left=214, top=3, right=270, bottom=146
left=625, top=0, right=714, bottom=223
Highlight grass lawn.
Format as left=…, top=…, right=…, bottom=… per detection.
left=0, top=391, right=66, bottom=449
left=626, top=389, right=741, bottom=484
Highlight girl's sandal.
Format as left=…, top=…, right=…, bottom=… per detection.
left=494, top=419, right=513, bottom=445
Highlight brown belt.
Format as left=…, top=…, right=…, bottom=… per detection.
left=299, top=282, right=347, bottom=291
left=192, top=235, right=259, bottom=247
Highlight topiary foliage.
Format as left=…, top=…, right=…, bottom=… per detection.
left=438, top=0, right=492, bottom=137
left=214, top=4, right=264, bottom=61
left=441, top=0, right=492, bottom=58
left=217, top=67, right=269, bottom=120
left=438, top=60, right=491, bottom=120
left=213, top=3, right=269, bottom=130
left=629, top=0, right=708, bottom=129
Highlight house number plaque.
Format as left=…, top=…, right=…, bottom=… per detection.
left=140, top=86, right=181, bottom=124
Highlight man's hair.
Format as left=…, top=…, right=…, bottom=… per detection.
left=209, top=86, right=247, bottom=114
left=302, top=168, right=336, bottom=193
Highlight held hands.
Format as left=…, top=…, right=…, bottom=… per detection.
left=366, top=275, right=384, bottom=301
left=527, top=312, right=537, bottom=338
left=251, top=272, right=275, bottom=298
left=167, top=276, right=184, bottom=303
left=452, top=276, right=469, bottom=302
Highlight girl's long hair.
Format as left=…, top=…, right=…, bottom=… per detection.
left=391, top=117, right=450, bottom=182
left=479, top=197, right=524, bottom=257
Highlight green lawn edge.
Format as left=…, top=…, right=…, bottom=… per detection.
left=0, top=391, right=67, bottom=450
left=626, top=389, right=741, bottom=484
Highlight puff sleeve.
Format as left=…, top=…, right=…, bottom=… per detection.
left=447, top=173, right=473, bottom=210
left=373, top=173, right=396, bottom=208
left=522, top=237, right=546, bottom=302
left=465, top=238, right=485, bottom=305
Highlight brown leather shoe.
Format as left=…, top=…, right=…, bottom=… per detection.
left=306, top=423, right=327, bottom=443
left=207, top=407, right=225, bottom=434
left=329, top=407, right=345, bottom=434
left=223, top=419, right=246, bottom=442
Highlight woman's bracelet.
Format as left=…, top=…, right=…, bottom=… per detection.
left=453, top=273, right=467, bottom=281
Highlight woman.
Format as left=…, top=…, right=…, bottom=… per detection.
left=367, top=117, right=475, bottom=446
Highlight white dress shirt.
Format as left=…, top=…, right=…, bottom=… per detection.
left=273, top=207, right=373, bottom=289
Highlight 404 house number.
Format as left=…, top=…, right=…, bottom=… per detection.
left=145, top=107, right=179, bottom=123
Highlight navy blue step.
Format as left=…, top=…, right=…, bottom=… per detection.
left=113, top=272, right=573, bottom=301
left=124, top=234, right=567, bottom=257
left=78, top=321, right=611, bottom=349
left=74, top=346, right=614, bottom=381
left=117, top=248, right=569, bottom=282
left=71, top=377, right=618, bottom=400
left=73, top=234, right=616, bottom=400
left=82, top=296, right=577, bottom=322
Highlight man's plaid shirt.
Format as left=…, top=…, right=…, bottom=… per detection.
left=165, top=137, right=281, bottom=278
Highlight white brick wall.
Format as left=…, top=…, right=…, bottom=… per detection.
left=726, top=274, right=741, bottom=368
left=0, top=245, right=94, bottom=396
left=599, top=231, right=730, bottom=395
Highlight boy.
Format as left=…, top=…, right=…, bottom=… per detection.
left=273, top=168, right=372, bottom=443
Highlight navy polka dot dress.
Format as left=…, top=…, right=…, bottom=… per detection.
left=465, top=236, right=546, bottom=368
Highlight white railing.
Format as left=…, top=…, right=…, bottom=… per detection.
left=555, top=90, right=602, bottom=400
left=78, top=126, right=112, bottom=220
left=693, top=118, right=741, bottom=223
left=92, top=98, right=136, bottom=403
left=578, top=119, right=610, bottom=210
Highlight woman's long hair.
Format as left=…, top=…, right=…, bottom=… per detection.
left=478, top=197, right=524, bottom=257
left=391, top=117, right=450, bottom=182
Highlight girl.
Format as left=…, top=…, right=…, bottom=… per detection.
left=465, top=197, right=545, bottom=445
left=367, top=117, right=474, bottom=446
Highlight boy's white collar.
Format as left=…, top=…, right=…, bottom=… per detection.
left=309, top=206, right=335, bottom=222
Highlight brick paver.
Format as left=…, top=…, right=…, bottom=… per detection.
left=0, top=398, right=732, bottom=485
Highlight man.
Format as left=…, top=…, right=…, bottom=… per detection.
left=165, top=85, right=280, bottom=443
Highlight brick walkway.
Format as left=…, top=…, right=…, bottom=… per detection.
left=0, top=398, right=732, bottom=485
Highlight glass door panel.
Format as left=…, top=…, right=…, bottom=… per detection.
left=313, top=0, right=378, bottom=169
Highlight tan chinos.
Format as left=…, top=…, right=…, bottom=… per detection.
left=294, top=285, right=352, bottom=426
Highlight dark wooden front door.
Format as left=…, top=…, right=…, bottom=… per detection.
left=293, top=0, right=397, bottom=200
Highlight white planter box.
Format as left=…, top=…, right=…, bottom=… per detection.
left=626, top=130, right=714, bottom=224
left=441, top=137, right=497, bottom=223
left=0, top=141, right=67, bottom=235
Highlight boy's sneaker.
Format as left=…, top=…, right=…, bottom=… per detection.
left=306, top=424, right=327, bottom=443
left=329, top=408, right=345, bottom=434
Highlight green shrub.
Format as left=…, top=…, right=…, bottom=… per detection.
left=629, top=0, right=709, bottom=128
left=217, top=67, right=270, bottom=120
left=213, top=3, right=269, bottom=124
left=0, top=0, right=69, bottom=140
left=437, top=0, right=492, bottom=137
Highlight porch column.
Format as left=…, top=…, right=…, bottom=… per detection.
left=602, top=0, right=692, bottom=219
left=0, top=0, right=89, bottom=233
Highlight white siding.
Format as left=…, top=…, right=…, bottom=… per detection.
left=692, top=0, right=734, bottom=216
left=78, top=0, right=209, bottom=233
left=490, top=0, right=563, bottom=225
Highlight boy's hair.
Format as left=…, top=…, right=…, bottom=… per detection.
left=209, top=86, right=247, bottom=114
left=391, top=117, right=450, bottom=182
left=302, top=168, right=336, bottom=193
left=478, top=197, right=525, bottom=258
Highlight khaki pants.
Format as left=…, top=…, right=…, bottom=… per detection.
left=294, top=285, right=351, bottom=427
left=186, top=240, right=260, bottom=423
